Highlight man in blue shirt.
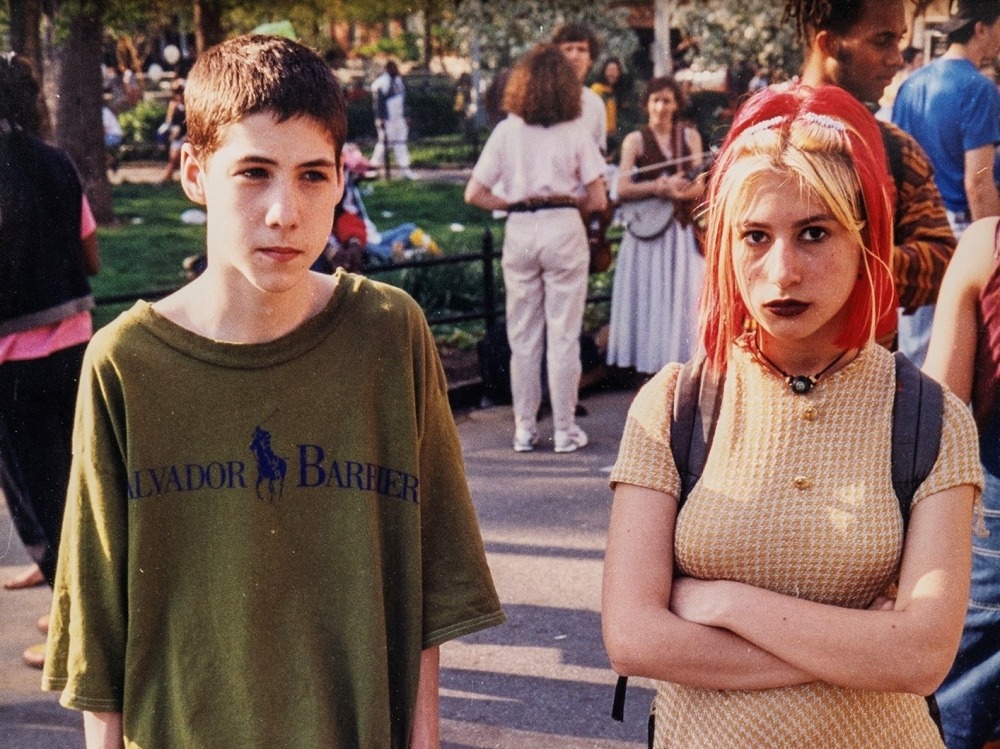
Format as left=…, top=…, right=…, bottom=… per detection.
left=893, top=0, right=1000, bottom=235
left=891, top=0, right=1000, bottom=365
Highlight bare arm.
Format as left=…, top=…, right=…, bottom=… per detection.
left=923, top=216, right=999, bottom=401
left=670, top=484, right=975, bottom=696
left=463, top=178, right=508, bottom=212
left=581, top=176, right=608, bottom=215
left=409, top=646, right=441, bottom=749
left=83, top=712, right=123, bottom=749
left=82, top=230, right=100, bottom=276
left=602, top=483, right=813, bottom=690
left=965, top=144, right=1000, bottom=221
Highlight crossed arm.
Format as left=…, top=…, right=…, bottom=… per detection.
left=602, top=481, right=974, bottom=696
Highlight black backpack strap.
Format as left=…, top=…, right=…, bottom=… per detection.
left=614, top=358, right=725, bottom=724
left=612, top=675, right=628, bottom=721
left=891, top=351, right=944, bottom=529
left=671, top=356, right=725, bottom=508
left=891, top=352, right=946, bottom=739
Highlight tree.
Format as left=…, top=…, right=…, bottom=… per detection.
left=671, top=0, right=802, bottom=79
left=50, top=0, right=115, bottom=223
left=445, top=0, right=635, bottom=71
left=193, top=0, right=225, bottom=54
left=8, top=0, right=45, bottom=78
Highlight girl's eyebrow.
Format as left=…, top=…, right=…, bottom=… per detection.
left=740, top=213, right=833, bottom=229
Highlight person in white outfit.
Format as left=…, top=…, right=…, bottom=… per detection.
left=369, top=60, right=417, bottom=180
left=465, top=44, right=607, bottom=454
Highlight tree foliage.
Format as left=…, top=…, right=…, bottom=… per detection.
left=444, top=0, right=636, bottom=71
left=672, top=0, right=803, bottom=78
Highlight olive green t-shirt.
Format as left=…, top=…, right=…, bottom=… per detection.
left=43, top=273, right=504, bottom=748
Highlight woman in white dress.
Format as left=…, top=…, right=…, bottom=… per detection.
left=607, top=76, right=706, bottom=374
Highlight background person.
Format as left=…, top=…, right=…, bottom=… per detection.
left=785, top=0, right=957, bottom=367
left=602, top=85, right=982, bottom=748
left=369, top=60, right=418, bottom=180
left=924, top=216, right=1000, bottom=749
left=158, top=78, right=186, bottom=184
left=553, top=22, right=608, bottom=153
left=606, top=76, right=706, bottom=375
left=591, top=57, right=626, bottom=157
left=464, top=44, right=606, bottom=454
left=0, top=51, right=100, bottom=667
left=892, top=0, right=1000, bottom=363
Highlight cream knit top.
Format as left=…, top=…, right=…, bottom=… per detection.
left=610, top=341, right=983, bottom=748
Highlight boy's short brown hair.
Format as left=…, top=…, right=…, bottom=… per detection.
left=184, top=35, right=347, bottom=163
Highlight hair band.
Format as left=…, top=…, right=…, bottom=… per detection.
left=801, top=112, right=847, bottom=131
left=742, top=115, right=786, bottom=137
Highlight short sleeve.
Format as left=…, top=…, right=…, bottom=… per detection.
left=911, top=389, right=984, bottom=509
left=410, top=309, right=504, bottom=647
left=962, top=79, right=1000, bottom=152
left=470, top=121, right=507, bottom=191
left=80, top=195, right=96, bottom=238
left=609, top=363, right=682, bottom=499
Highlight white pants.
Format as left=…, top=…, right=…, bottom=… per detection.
left=370, top=116, right=411, bottom=168
left=502, top=209, right=589, bottom=432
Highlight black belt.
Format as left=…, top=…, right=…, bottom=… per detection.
left=507, top=199, right=578, bottom=213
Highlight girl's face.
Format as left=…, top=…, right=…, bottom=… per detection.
left=604, top=62, right=621, bottom=85
left=647, top=88, right=678, bottom=126
left=732, top=171, right=862, bottom=358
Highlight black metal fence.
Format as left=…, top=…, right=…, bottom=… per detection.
left=93, top=228, right=612, bottom=330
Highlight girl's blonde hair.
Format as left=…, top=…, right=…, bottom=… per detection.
left=698, top=85, right=897, bottom=370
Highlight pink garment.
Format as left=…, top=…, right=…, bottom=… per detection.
left=0, top=195, right=96, bottom=364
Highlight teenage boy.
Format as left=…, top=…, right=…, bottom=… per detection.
left=42, top=35, right=504, bottom=749
left=784, top=0, right=957, bottom=365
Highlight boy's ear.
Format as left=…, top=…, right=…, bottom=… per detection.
left=179, top=143, right=207, bottom=205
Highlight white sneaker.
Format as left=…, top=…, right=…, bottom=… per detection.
left=554, top=425, right=588, bottom=453
left=513, top=428, right=539, bottom=453
left=402, top=169, right=420, bottom=180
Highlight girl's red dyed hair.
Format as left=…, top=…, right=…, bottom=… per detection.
left=698, top=85, right=897, bottom=370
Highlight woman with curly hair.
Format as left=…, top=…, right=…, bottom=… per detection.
left=465, top=44, right=606, bottom=453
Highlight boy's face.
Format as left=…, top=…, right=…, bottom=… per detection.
left=180, top=112, right=344, bottom=296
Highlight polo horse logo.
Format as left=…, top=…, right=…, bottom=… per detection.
left=249, top=426, right=287, bottom=502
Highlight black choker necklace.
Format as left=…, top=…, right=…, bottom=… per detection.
left=755, top=347, right=847, bottom=395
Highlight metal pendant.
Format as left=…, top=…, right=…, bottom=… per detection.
left=788, top=376, right=815, bottom=395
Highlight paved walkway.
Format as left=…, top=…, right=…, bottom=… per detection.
left=0, top=385, right=653, bottom=748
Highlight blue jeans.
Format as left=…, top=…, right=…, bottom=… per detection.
left=937, top=469, right=1000, bottom=748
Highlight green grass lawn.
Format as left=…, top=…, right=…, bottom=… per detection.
left=92, top=176, right=614, bottom=344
